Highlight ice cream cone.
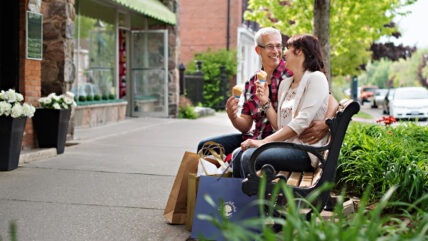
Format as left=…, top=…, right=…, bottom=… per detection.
left=257, top=70, right=267, bottom=83
left=232, top=85, right=242, bottom=99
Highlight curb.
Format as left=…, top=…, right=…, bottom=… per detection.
left=18, top=148, right=57, bottom=166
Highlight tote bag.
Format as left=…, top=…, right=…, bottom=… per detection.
left=190, top=176, right=260, bottom=240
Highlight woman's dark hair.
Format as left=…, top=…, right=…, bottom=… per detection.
left=285, top=34, right=325, bottom=73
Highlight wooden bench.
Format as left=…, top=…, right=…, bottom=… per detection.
left=242, top=99, right=360, bottom=220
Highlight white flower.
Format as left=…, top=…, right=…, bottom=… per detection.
left=22, top=103, right=35, bottom=118
left=11, top=103, right=23, bottom=118
left=44, top=97, right=52, bottom=104
left=65, top=91, right=75, bottom=98
left=0, top=102, right=12, bottom=116
left=16, top=93, right=24, bottom=102
left=53, top=103, right=61, bottom=109
left=5, top=90, right=17, bottom=103
left=64, top=97, right=73, bottom=105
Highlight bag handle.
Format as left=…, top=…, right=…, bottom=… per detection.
left=197, top=142, right=227, bottom=169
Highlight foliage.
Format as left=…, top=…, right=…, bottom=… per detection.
left=102, top=94, right=109, bottom=100
left=0, top=89, right=35, bottom=118
left=86, top=95, right=94, bottom=101
left=94, top=95, right=101, bottom=101
left=200, top=179, right=428, bottom=241
left=337, top=122, right=428, bottom=207
left=186, top=49, right=237, bottom=109
left=244, top=0, right=417, bottom=76
left=370, top=42, right=416, bottom=61
left=179, top=105, right=198, bottom=119
left=38, top=92, right=76, bottom=110
left=78, top=95, right=86, bottom=102
left=108, top=94, right=116, bottom=100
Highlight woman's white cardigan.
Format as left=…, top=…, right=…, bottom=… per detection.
left=277, top=70, right=329, bottom=168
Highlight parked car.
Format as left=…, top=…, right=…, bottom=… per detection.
left=385, top=87, right=428, bottom=120
left=383, top=88, right=395, bottom=114
left=359, top=85, right=378, bottom=104
left=370, top=89, right=388, bottom=109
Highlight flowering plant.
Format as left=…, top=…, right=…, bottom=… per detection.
left=376, top=116, right=397, bottom=126
left=38, top=92, right=76, bottom=110
left=0, top=89, right=36, bottom=118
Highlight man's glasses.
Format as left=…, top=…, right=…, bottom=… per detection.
left=258, top=44, right=283, bottom=51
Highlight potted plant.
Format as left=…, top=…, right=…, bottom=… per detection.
left=33, top=92, right=76, bottom=154
left=0, top=89, right=36, bottom=171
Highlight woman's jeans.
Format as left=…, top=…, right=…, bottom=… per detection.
left=232, top=146, right=313, bottom=178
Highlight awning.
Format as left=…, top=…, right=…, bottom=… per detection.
left=111, top=0, right=176, bottom=25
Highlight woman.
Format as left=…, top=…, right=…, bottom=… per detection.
left=233, top=34, right=330, bottom=178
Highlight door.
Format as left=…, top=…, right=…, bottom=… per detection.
left=130, top=30, right=168, bottom=117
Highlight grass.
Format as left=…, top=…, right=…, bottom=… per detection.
left=199, top=180, right=428, bottom=241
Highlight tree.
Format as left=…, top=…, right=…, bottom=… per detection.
left=245, top=0, right=417, bottom=81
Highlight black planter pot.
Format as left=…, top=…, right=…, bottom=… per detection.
left=0, top=116, right=27, bottom=171
left=33, top=108, right=71, bottom=154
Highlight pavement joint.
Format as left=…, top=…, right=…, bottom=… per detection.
left=0, top=198, right=164, bottom=211
left=22, top=166, right=175, bottom=177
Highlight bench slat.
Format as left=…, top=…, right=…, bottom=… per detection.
left=287, top=172, right=302, bottom=187
left=299, top=172, right=313, bottom=187
left=312, top=167, right=322, bottom=186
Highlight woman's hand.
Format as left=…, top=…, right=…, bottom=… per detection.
left=241, top=139, right=266, bottom=151
left=255, top=80, right=269, bottom=105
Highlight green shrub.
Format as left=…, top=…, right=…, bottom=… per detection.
left=78, top=95, right=86, bottom=102
left=86, top=95, right=94, bottom=101
left=94, top=94, right=101, bottom=101
left=108, top=93, right=116, bottom=100
left=102, top=94, right=109, bottom=100
left=337, top=122, right=428, bottom=207
left=200, top=180, right=428, bottom=241
left=178, top=105, right=198, bottom=119
left=186, top=48, right=237, bottom=109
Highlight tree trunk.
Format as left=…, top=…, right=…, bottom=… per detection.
left=313, top=0, right=331, bottom=86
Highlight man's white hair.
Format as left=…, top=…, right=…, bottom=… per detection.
left=254, top=27, right=281, bottom=46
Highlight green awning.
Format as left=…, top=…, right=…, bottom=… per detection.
left=111, top=0, right=176, bottom=25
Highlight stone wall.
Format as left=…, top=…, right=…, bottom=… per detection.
left=40, top=0, right=75, bottom=95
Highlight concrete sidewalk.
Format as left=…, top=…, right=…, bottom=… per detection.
left=0, top=113, right=236, bottom=241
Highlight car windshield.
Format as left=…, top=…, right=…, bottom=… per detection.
left=375, top=89, right=387, bottom=96
left=363, top=88, right=377, bottom=92
left=395, top=88, right=428, bottom=100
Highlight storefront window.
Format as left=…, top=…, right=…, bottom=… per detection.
left=73, top=15, right=116, bottom=99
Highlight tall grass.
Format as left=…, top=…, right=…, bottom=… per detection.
left=337, top=122, right=428, bottom=208
left=199, top=180, right=428, bottom=241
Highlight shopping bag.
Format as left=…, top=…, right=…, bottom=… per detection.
left=185, top=173, right=200, bottom=231
left=197, top=141, right=231, bottom=176
left=190, top=176, right=260, bottom=240
left=163, top=151, right=199, bottom=224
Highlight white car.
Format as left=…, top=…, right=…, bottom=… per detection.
left=388, top=87, right=428, bottom=121
left=370, top=89, right=388, bottom=109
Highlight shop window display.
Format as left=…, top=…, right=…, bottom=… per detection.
left=73, top=16, right=116, bottom=100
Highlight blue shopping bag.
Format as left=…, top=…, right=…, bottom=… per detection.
left=190, top=176, right=260, bottom=240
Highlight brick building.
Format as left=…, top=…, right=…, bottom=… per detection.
left=179, top=0, right=260, bottom=85
left=0, top=0, right=179, bottom=150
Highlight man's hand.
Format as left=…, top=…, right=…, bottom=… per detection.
left=299, top=120, right=328, bottom=144
left=226, top=96, right=239, bottom=120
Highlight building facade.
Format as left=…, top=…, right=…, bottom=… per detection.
left=179, top=0, right=260, bottom=86
left=0, top=0, right=179, bottom=150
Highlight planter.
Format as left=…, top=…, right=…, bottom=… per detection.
left=33, top=108, right=71, bottom=154
left=0, top=116, right=27, bottom=171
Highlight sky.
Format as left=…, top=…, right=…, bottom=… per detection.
left=386, top=0, right=428, bottom=49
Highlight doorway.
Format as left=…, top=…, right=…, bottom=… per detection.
left=0, top=1, right=20, bottom=91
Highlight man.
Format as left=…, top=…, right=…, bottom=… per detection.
left=197, top=27, right=337, bottom=176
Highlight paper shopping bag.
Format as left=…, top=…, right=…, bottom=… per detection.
left=163, top=151, right=199, bottom=224
left=185, top=173, right=200, bottom=231
left=190, top=176, right=260, bottom=240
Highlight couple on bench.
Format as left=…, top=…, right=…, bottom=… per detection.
left=197, top=27, right=338, bottom=178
